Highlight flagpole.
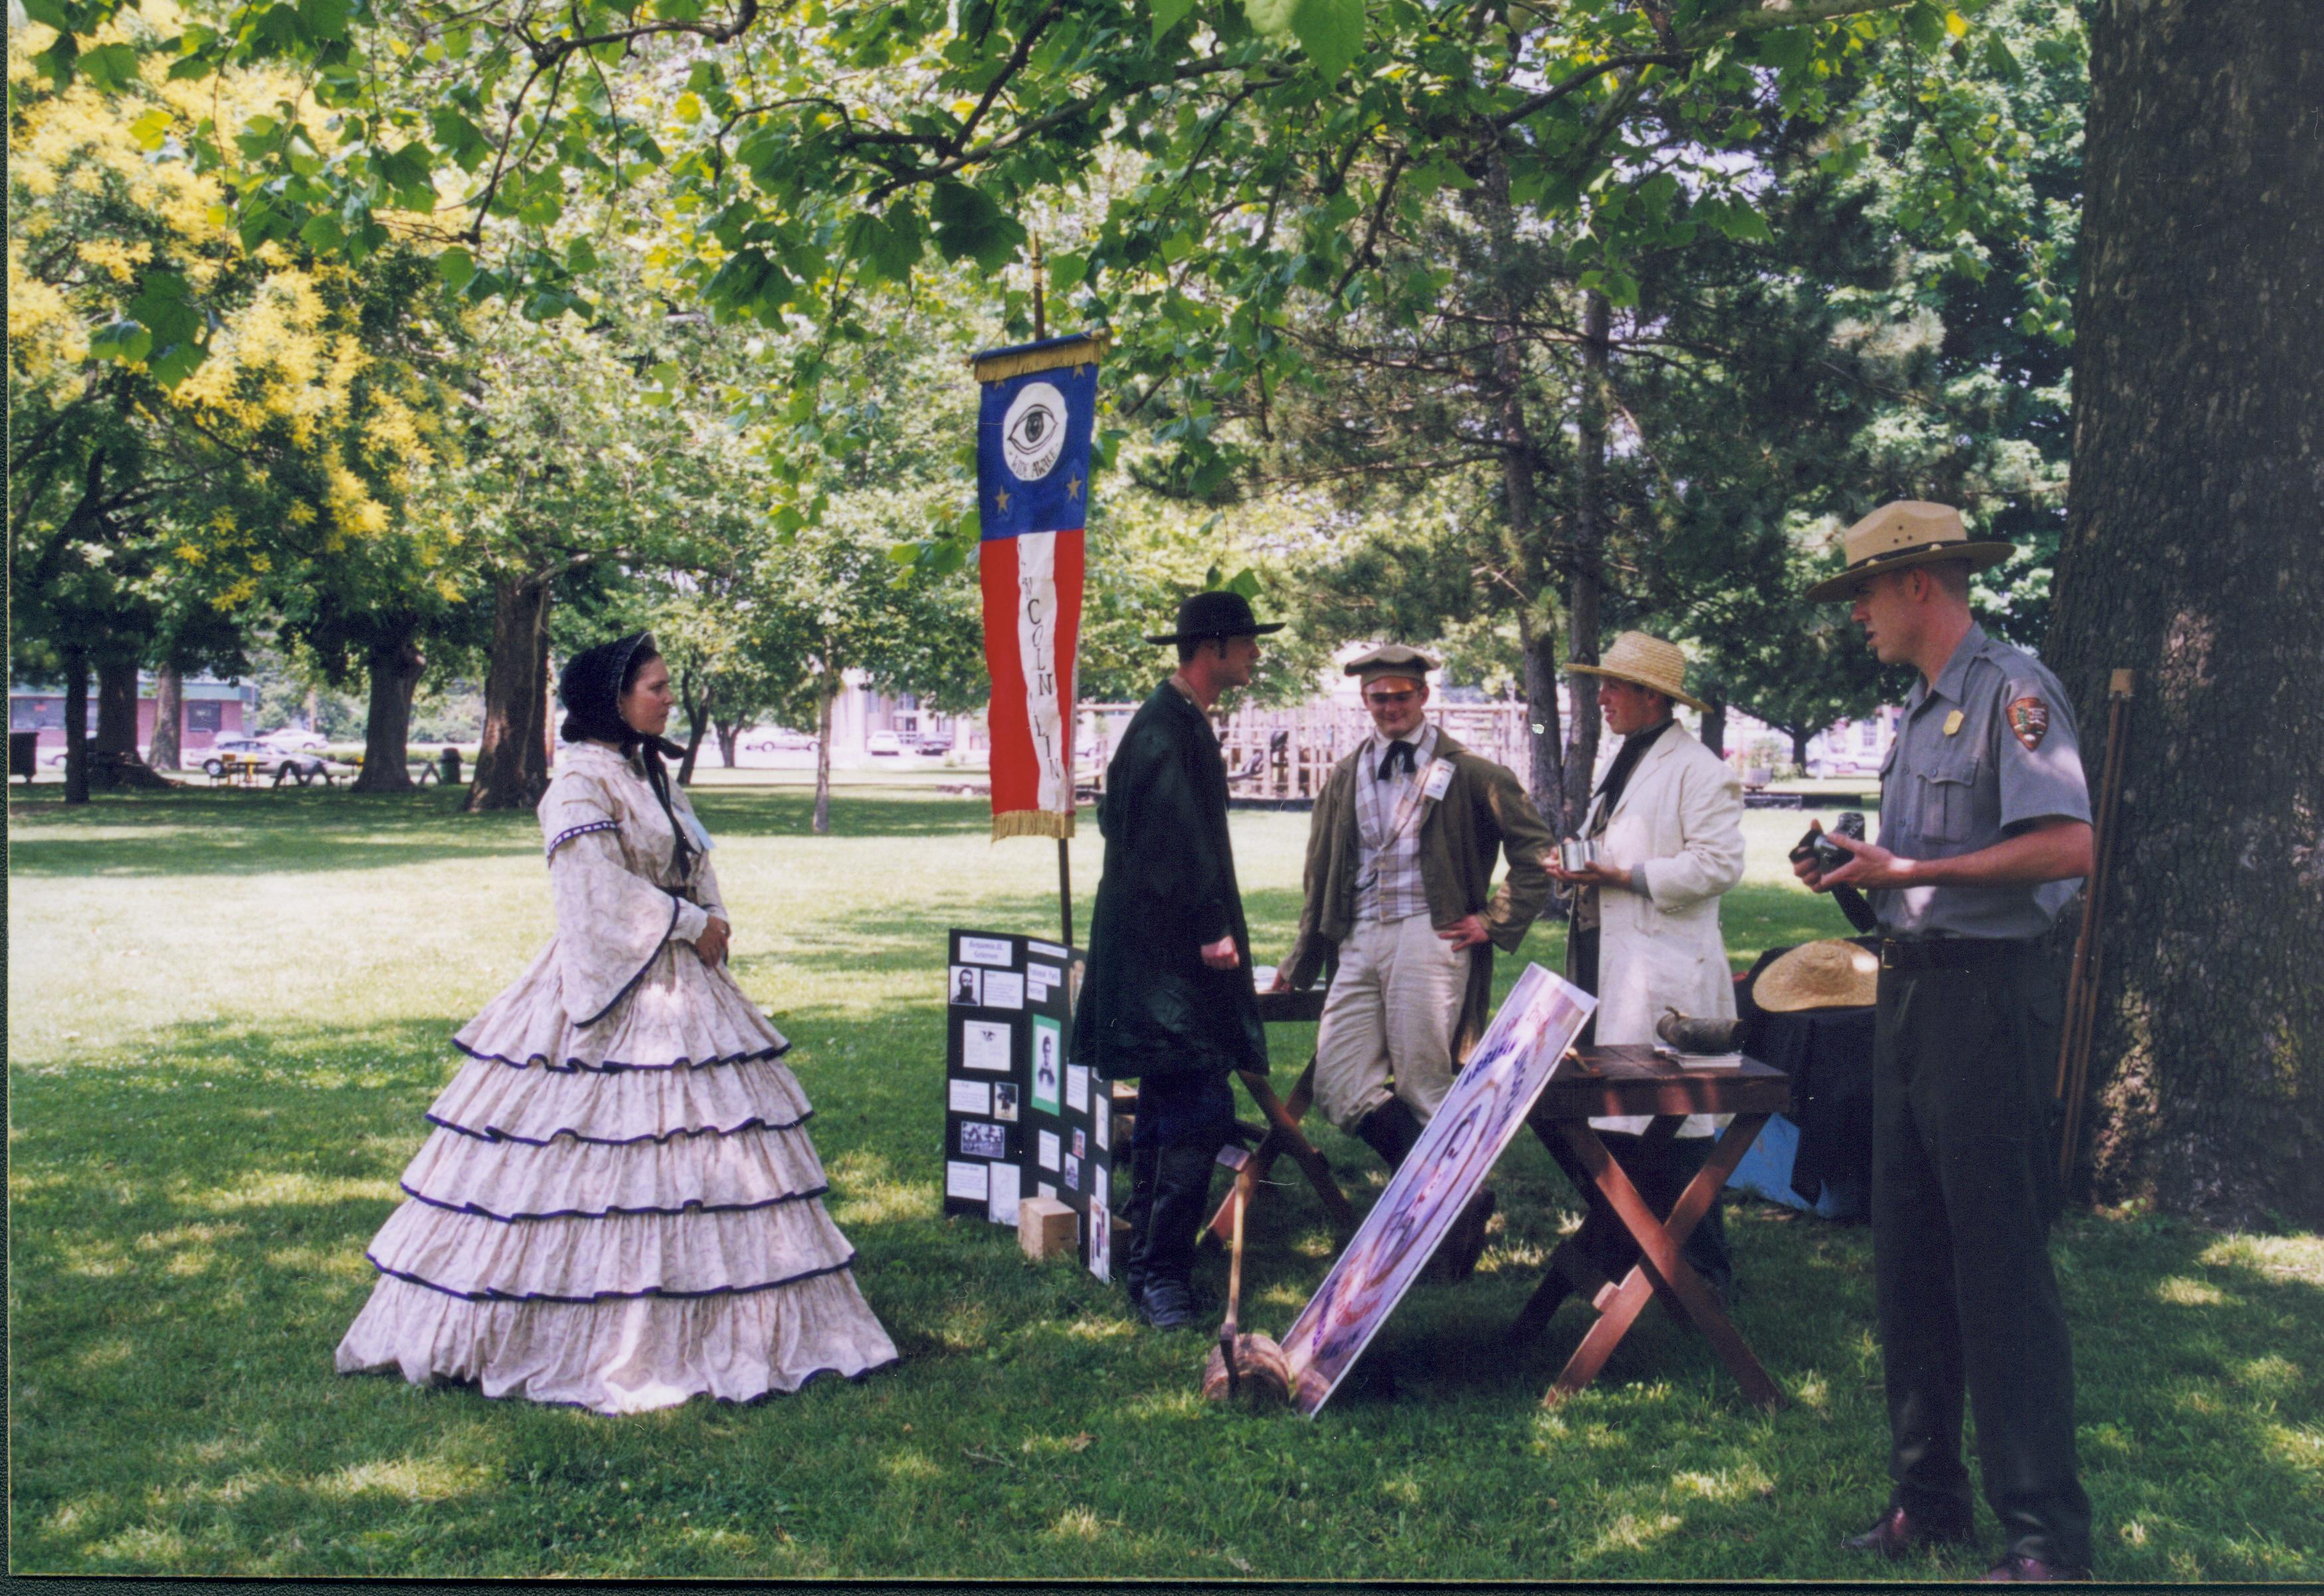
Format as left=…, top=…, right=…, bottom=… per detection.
left=1029, top=233, right=1076, bottom=953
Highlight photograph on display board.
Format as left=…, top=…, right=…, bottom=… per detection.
left=1030, top=1016, right=1063, bottom=1115
left=1089, top=1165, right=1111, bottom=1283
left=959, top=1018, right=1014, bottom=1074
left=992, top=1082, right=1020, bottom=1122
left=957, top=1120, right=1008, bottom=1161
left=1276, top=965, right=1596, bottom=1417
left=1062, top=1152, right=1081, bottom=1193
left=949, top=965, right=983, bottom=1006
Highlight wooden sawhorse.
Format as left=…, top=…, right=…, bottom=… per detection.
left=1203, top=986, right=1356, bottom=1243
left=1511, top=1045, right=1792, bottom=1411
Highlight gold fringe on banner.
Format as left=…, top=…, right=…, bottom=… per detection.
left=992, top=808, right=1076, bottom=842
left=971, top=332, right=1111, bottom=386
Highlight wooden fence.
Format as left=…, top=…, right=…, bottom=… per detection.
left=1080, top=699, right=1535, bottom=803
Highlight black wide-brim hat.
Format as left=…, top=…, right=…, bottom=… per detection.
left=1144, top=589, right=1286, bottom=645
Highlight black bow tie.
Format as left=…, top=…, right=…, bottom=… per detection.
left=1376, top=740, right=1417, bottom=782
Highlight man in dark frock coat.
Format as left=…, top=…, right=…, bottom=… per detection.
left=1074, top=590, right=1275, bottom=1328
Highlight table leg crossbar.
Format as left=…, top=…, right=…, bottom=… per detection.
left=1512, top=1113, right=1784, bottom=1411
left=1205, top=1060, right=1356, bottom=1243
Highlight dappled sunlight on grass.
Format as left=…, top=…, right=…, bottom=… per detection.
left=11, top=786, right=2320, bottom=1579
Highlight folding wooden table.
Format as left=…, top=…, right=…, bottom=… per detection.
left=1203, top=986, right=1357, bottom=1242
left=1512, top=1044, right=1792, bottom=1410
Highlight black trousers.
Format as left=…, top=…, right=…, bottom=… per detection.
left=1873, top=957, right=2090, bottom=1567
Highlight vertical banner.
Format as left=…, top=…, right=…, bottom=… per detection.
left=973, top=332, right=1107, bottom=840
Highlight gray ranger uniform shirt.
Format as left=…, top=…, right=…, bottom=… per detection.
left=1873, top=622, right=2091, bottom=941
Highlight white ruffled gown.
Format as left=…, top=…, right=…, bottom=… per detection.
left=336, top=741, right=898, bottom=1412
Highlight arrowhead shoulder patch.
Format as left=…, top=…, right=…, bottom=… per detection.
left=2007, top=695, right=2049, bottom=751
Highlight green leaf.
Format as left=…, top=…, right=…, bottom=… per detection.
left=1243, top=0, right=1296, bottom=41
left=78, top=42, right=140, bottom=90
left=19, top=0, right=70, bottom=30
left=1049, top=251, right=1090, bottom=292
left=128, top=272, right=201, bottom=347
left=1289, top=0, right=1362, bottom=84
left=298, top=213, right=345, bottom=250
left=88, top=319, right=154, bottom=367
left=298, top=0, right=350, bottom=41
left=1979, top=33, right=2024, bottom=82
left=1151, top=0, right=1195, bottom=42
left=130, top=108, right=174, bottom=150
left=148, top=339, right=209, bottom=388
left=927, top=184, right=1020, bottom=273
left=436, top=247, right=476, bottom=290
left=566, top=237, right=600, bottom=273
left=34, top=33, right=78, bottom=87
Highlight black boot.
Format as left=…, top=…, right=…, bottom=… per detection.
left=1352, top=1098, right=1423, bottom=1173
left=1117, top=1143, right=1160, bottom=1304
left=1429, top=1187, right=1497, bottom=1283
left=1134, top=1142, right=1217, bottom=1330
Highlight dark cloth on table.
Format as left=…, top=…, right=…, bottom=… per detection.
left=1073, top=678, right=1266, bottom=1085
left=1737, top=943, right=1876, bottom=1211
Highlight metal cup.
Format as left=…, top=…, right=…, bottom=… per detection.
left=1558, top=838, right=1598, bottom=872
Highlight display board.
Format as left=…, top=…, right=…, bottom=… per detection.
left=943, top=929, right=1113, bottom=1279
left=1277, top=963, right=1597, bottom=1415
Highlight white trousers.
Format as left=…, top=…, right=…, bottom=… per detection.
left=1313, top=914, right=1471, bottom=1132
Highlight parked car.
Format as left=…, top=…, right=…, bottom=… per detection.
left=866, top=731, right=903, bottom=756
left=262, top=727, right=330, bottom=752
left=739, top=727, right=816, bottom=752
left=202, top=735, right=334, bottom=782
left=911, top=733, right=955, bottom=756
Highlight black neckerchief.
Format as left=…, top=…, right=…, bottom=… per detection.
left=1587, top=716, right=1675, bottom=835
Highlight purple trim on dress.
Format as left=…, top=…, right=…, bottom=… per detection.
left=447, top=1035, right=792, bottom=1074
left=544, top=818, right=620, bottom=860
left=361, top=1252, right=860, bottom=1303
left=337, top=1351, right=901, bottom=1411
left=423, top=1108, right=815, bottom=1147
left=570, top=892, right=684, bottom=1029
left=396, top=1181, right=832, bottom=1223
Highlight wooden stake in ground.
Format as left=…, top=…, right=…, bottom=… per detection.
left=2056, top=670, right=2135, bottom=1186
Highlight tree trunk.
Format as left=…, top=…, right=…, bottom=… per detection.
left=466, top=574, right=554, bottom=812
left=93, top=656, right=138, bottom=759
left=62, top=646, right=89, bottom=806
left=675, top=668, right=713, bottom=786
left=1790, top=726, right=1810, bottom=771
left=2043, top=1, right=2324, bottom=1226
left=1698, top=697, right=1727, bottom=760
left=352, top=626, right=425, bottom=793
left=1559, top=289, right=1611, bottom=834
left=149, top=665, right=182, bottom=771
left=89, top=655, right=168, bottom=790
left=812, top=667, right=836, bottom=836
left=1518, top=618, right=1566, bottom=824
left=713, top=718, right=743, bottom=769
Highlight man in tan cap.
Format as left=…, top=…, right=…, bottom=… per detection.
left=1544, top=629, right=1747, bottom=1298
left=1798, top=501, right=2096, bottom=1581
left=1273, top=643, right=1557, bottom=1279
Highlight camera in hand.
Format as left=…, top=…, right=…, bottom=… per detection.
left=1791, top=812, right=1878, bottom=933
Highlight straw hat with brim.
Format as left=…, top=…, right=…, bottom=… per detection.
left=1754, top=939, right=1879, bottom=1012
left=1564, top=631, right=1708, bottom=713
left=1803, top=500, right=2016, bottom=603
left=1145, top=589, right=1286, bottom=645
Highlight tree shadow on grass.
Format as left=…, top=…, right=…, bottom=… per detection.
left=4, top=788, right=992, bottom=879
left=12, top=1014, right=2317, bottom=1577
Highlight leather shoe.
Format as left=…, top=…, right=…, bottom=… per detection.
left=1981, top=1553, right=2094, bottom=1582
left=1843, top=1504, right=1974, bottom=1559
left=1136, top=1278, right=1199, bottom=1330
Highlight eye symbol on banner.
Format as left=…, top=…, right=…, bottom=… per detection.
left=1002, top=382, right=1069, bottom=481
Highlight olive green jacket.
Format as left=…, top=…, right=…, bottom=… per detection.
left=1282, top=731, right=1558, bottom=1055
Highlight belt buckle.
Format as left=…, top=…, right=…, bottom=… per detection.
left=1879, top=941, right=1903, bottom=970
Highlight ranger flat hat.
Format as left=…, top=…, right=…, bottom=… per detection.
left=1144, top=588, right=1286, bottom=645
left=1754, top=939, right=1879, bottom=1013
left=1344, top=643, right=1437, bottom=689
left=1804, top=500, right=2016, bottom=602
left=1563, top=630, right=1708, bottom=713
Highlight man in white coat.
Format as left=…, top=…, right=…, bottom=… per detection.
left=1546, top=631, right=1747, bottom=1297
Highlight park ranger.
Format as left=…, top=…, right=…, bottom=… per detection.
left=1796, top=501, right=2097, bottom=1583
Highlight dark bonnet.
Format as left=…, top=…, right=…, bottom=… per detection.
left=557, top=631, right=696, bottom=877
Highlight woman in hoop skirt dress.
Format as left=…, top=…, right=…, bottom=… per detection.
left=336, top=632, right=897, bottom=1412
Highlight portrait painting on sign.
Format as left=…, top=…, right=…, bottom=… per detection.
left=1276, top=964, right=1596, bottom=1416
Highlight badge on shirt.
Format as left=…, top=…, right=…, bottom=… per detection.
left=1942, top=709, right=1964, bottom=737
left=1421, top=758, right=1455, bottom=801
left=2007, top=696, right=2049, bottom=750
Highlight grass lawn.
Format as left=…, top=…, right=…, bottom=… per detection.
left=8, top=786, right=2319, bottom=1580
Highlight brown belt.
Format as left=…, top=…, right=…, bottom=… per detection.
left=1877, top=937, right=2037, bottom=972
